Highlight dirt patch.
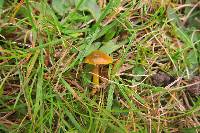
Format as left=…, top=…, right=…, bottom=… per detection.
left=186, top=76, right=200, bottom=96
left=151, top=71, right=175, bottom=87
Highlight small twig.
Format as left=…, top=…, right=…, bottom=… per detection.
left=0, top=111, right=15, bottom=119
left=182, top=92, right=200, bottom=126
left=175, top=4, right=200, bottom=10
left=89, top=72, right=150, bottom=89
left=182, top=2, right=200, bottom=25
left=165, top=77, right=182, bottom=89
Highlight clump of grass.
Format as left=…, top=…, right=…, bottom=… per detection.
left=0, top=0, right=200, bottom=132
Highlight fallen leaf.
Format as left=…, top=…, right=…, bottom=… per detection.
left=75, top=0, right=101, bottom=20
left=52, top=0, right=74, bottom=16
left=99, top=39, right=127, bottom=54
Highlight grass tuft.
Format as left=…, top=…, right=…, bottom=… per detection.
left=0, top=0, right=200, bottom=132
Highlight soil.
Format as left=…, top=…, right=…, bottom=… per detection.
left=186, top=76, right=200, bottom=96
left=151, top=71, right=175, bottom=87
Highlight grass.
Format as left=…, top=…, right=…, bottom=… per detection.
left=0, top=0, right=200, bottom=132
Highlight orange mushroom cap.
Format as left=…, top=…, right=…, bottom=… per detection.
left=84, top=50, right=113, bottom=65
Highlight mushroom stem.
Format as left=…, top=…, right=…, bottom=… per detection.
left=92, top=65, right=99, bottom=93
left=92, top=65, right=99, bottom=86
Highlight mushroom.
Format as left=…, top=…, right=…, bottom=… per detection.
left=84, top=50, right=113, bottom=94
